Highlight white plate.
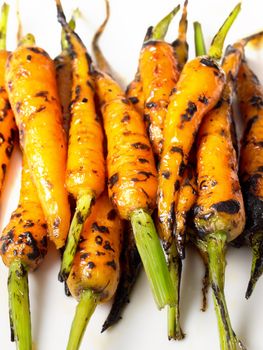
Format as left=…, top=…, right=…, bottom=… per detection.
left=0, top=0, right=263, bottom=349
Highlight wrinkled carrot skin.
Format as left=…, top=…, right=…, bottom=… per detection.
left=139, top=41, right=179, bottom=156
left=94, top=71, right=158, bottom=220
left=55, top=52, right=72, bottom=137
left=172, top=0, right=188, bottom=70
left=238, top=61, right=263, bottom=232
left=5, top=45, right=70, bottom=249
left=158, top=57, right=225, bottom=247
left=65, top=33, right=105, bottom=200
left=67, top=191, right=123, bottom=302
left=194, top=47, right=246, bottom=241
left=0, top=158, right=47, bottom=271
left=126, top=77, right=144, bottom=116
left=0, top=51, right=16, bottom=193
left=175, top=162, right=197, bottom=251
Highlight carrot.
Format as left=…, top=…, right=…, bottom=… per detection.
left=192, top=27, right=257, bottom=350
left=236, top=60, right=263, bottom=299
left=0, top=3, right=16, bottom=195
left=138, top=5, right=180, bottom=156
left=66, top=191, right=123, bottom=350
left=126, top=76, right=144, bottom=116
left=157, top=4, right=241, bottom=250
left=94, top=69, right=175, bottom=309
left=0, top=157, right=48, bottom=350
left=5, top=33, right=70, bottom=250
left=55, top=0, right=106, bottom=281
left=91, top=7, right=143, bottom=331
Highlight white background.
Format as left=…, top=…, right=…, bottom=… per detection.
left=0, top=0, right=263, bottom=349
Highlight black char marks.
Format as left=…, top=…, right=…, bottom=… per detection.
left=200, top=57, right=219, bottom=70
left=131, top=142, right=150, bottom=151
left=108, top=173, right=119, bottom=189
left=27, top=47, right=49, bottom=58
left=181, top=101, right=197, bottom=122
left=107, top=209, right=117, bottom=221
left=92, top=222, right=109, bottom=234
left=106, top=260, right=117, bottom=270
left=212, top=199, right=240, bottom=214
left=0, top=229, right=14, bottom=254
left=250, top=95, right=263, bottom=109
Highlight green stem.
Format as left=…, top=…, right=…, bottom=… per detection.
left=67, top=290, right=98, bottom=350
left=245, top=232, right=263, bottom=299
left=208, top=3, right=241, bottom=60
left=8, top=260, right=32, bottom=350
left=61, top=15, right=76, bottom=51
left=0, top=2, right=9, bottom=50
left=130, top=209, right=176, bottom=309
left=167, top=242, right=184, bottom=340
left=207, top=231, right=244, bottom=350
left=151, top=5, right=180, bottom=41
left=194, top=22, right=207, bottom=56
left=60, top=192, right=93, bottom=281
left=19, top=33, right=36, bottom=47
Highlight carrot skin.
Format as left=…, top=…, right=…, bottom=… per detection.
left=0, top=51, right=16, bottom=194
left=6, top=43, right=70, bottom=249
left=158, top=56, right=225, bottom=248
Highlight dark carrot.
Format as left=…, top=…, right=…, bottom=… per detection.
left=0, top=3, right=16, bottom=195
left=5, top=33, right=70, bottom=250
left=55, top=0, right=106, bottom=281
left=157, top=4, right=240, bottom=250
left=94, top=69, right=175, bottom=309
left=66, top=191, right=123, bottom=350
left=0, top=157, right=48, bottom=350
left=236, top=60, right=263, bottom=299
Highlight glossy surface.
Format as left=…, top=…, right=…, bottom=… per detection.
left=0, top=0, right=263, bottom=349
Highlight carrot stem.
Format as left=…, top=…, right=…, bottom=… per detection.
left=60, top=192, right=93, bottom=281
left=61, top=16, right=76, bottom=51
left=0, top=2, right=9, bottom=50
left=19, top=33, right=36, bottom=47
left=245, top=232, right=263, bottom=299
left=194, top=22, right=207, bottom=56
left=167, top=242, right=184, bottom=340
left=8, top=260, right=32, bottom=350
left=209, top=3, right=241, bottom=60
left=131, top=209, right=176, bottom=309
left=67, top=289, right=98, bottom=350
left=207, top=231, right=245, bottom=350
left=151, top=5, right=180, bottom=41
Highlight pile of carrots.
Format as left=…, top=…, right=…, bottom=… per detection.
left=0, top=0, right=262, bottom=349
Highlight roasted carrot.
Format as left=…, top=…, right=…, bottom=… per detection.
left=91, top=7, right=143, bottom=330
left=66, top=191, right=123, bottom=350
left=0, top=3, right=16, bottom=195
left=5, top=33, right=70, bottom=249
left=94, top=69, right=175, bottom=309
left=55, top=0, right=106, bottom=281
left=0, top=157, right=48, bottom=350
left=126, top=76, right=144, bottom=116
left=236, top=60, right=263, bottom=299
left=192, top=27, right=256, bottom=350
left=138, top=5, right=180, bottom=156
left=172, top=0, right=188, bottom=70
left=157, top=4, right=240, bottom=250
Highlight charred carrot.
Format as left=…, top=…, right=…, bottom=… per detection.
left=126, top=76, right=144, bottom=116
left=91, top=8, right=143, bottom=330
left=193, top=27, right=252, bottom=350
left=0, top=3, right=16, bottom=195
left=66, top=191, right=123, bottom=350
left=55, top=0, right=106, bottom=281
left=236, top=60, right=263, bottom=298
left=157, top=4, right=240, bottom=250
left=0, top=157, right=48, bottom=350
left=94, top=69, right=175, bottom=309
left=139, top=5, right=180, bottom=156
left=5, top=33, right=70, bottom=249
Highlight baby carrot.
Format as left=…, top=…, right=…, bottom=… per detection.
left=66, top=191, right=123, bottom=350
left=94, top=70, right=175, bottom=309
left=0, top=157, right=48, bottom=350
left=157, top=3, right=240, bottom=250
left=237, top=60, right=263, bottom=298
left=55, top=0, right=106, bottom=281
left=0, top=3, right=16, bottom=195
left=5, top=33, right=70, bottom=249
